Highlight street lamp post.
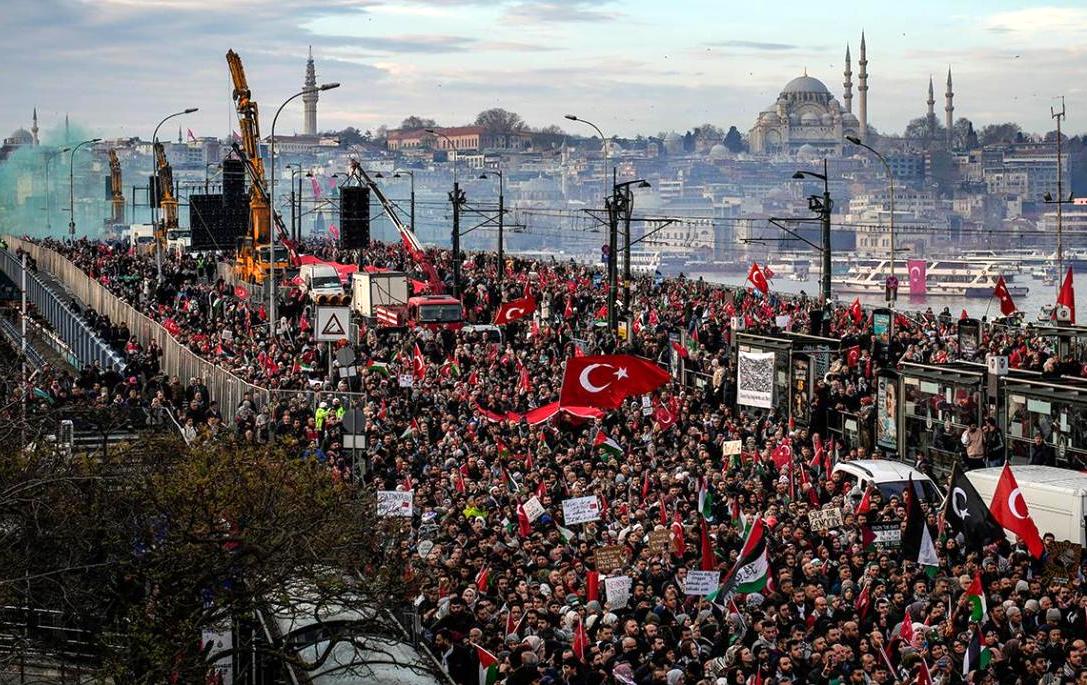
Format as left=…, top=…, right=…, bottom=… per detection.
left=564, top=114, right=609, bottom=205
left=393, top=170, right=416, bottom=233
left=152, top=108, right=198, bottom=279
left=45, top=147, right=69, bottom=232
left=847, top=135, right=895, bottom=302
left=479, top=170, right=504, bottom=285
left=792, top=159, right=833, bottom=304
left=426, top=129, right=465, bottom=296
left=270, top=82, right=339, bottom=326
left=68, top=138, right=101, bottom=238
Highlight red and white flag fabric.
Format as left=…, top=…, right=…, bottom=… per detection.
left=493, top=295, right=537, bottom=325
left=849, top=298, right=864, bottom=325
left=908, top=259, right=927, bottom=296
left=572, top=619, right=589, bottom=661
left=747, top=263, right=769, bottom=295
left=989, top=463, right=1045, bottom=558
left=993, top=275, right=1017, bottom=316
left=412, top=343, right=426, bottom=380
left=558, top=354, right=670, bottom=409
left=1057, top=266, right=1076, bottom=324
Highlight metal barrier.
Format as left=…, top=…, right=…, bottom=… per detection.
left=5, top=237, right=269, bottom=423
left=0, top=315, right=47, bottom=369
left=0, top=246, right=125, bottom=371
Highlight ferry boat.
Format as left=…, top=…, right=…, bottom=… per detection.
left=835, top=259, right=1029, bottom=298
left=766, top=256, right=812, bottom=281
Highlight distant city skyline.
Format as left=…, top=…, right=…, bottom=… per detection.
left=3, top=0, right=1086, bottom=142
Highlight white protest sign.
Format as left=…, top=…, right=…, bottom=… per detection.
left=398, top=373, right=414, bottom=388
left=684, top=570, right=720, bottom=596
left=561, top=495, right=601, bottom=525
left=417, top=540, right=434, bottom=559
left=642, top=395, right=653, bottom=417
left=523, top=495, right=546, bottom=522
left=775, top=315, right=792, bottom=329
left=377, top=490, right=414, bottom=518
left=723, top=440, right=742, bottom=456
left=604, top=575, right=632, bottom=608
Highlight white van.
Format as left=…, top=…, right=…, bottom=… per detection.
left=832, top=459, right=944, bottom=508
left=127, top=224, right=156, bottom=251
left=965, top=466, right=1087, bottom=545
left=299, top=263, right=349, bottom=305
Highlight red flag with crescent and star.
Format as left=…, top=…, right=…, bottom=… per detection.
left=747, top=263, right=769, bottom=295
left=412, top=343, right=426, bottom=380
left=493, top=294, right=537, bottom=325
left=907, top=259, right=927, bottom=296
left=1057, top=267, right=1076, bottom=324
left=989, top=463, right=1044, bottom=558
left=558, top=354, right=671, bottom=409
left=993, top=276, right=1017, bottom=316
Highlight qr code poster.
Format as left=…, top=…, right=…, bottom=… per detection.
left=737, top=350, right=775, bottom=409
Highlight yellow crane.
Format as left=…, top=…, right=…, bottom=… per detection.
left=153, top=142, right=178, bottom=248
left=107, top=148, right=124, bottom=225
left=227, top=49, right=291, bottom=283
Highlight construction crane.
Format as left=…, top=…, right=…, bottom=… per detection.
left=107, top=148, right=124, bottom=226
left=153, top=142, right=177, bottom=247
left=226, top=49, right=294, bottom=283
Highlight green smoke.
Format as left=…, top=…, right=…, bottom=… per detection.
left=0, top=120, right=111, bottom=239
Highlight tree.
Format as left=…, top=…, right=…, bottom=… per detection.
left=979, top=122, right=1022, bottom=146
left=331, top=127, right=366, bottom=148
left=723, top=126, right=746, bottom=153
left=474, top=108, right=525, bottom=135
left=952, top=117, right=978, bottom=150
left=400, top=116, right=437, bottom=131
left=0, top=434, right=420, bottom=683
left=534, top=124, right=565, bottom=136
left=694, top=123, right=723, bottom=141
left=904, top=116, right=946, bottom=142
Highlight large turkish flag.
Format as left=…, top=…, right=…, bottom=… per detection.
left=493, top=294, right=537, bottom=325
left=989, top=464, right=1044, bottom=558
left=559, top=354, right=671, bottom=409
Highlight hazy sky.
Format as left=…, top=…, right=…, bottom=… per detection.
left=3, top=0, right=1086, bottom=142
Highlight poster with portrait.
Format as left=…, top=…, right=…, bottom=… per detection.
left=876, top=372, right=899, bottom=452
left=872, top=309, right=892, bottom=348
left=791, top=356, right=811, bottom=426
left=958, top=318, right=981, bottom=359
left=737, top=350, right=775, bottom=409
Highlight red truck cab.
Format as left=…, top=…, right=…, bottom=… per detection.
left=407, top=295, right=464, bottom=331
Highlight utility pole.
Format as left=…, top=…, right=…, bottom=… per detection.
left=621, top=185, right=633, bottom=332
left=450, top=182, right=466, bottom=297
left=497, top=174, right=504, bottom=286
left=606, top=171, right=619, bottom=333
left=820, top=159, right=832, bottom=305
left=1053, top=96, right=1066, bottom=296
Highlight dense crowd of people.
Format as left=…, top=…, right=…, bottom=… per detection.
left=17, top=234, right=1087, bottom=684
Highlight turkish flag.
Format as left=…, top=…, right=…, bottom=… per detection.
left=654, top=404, right=676, bottom=431
left=234, top=284, right=249, bottom=300
left=849, top=298, right=864, bottom=324
left=1057, top=266, right=1076, bottom=324
left=747, top=263, right=769, bottom=294
left=993, top=276, right=1017, bottom=316
left=493, top=294, right=537, bottom=325
left=572, top=619, right=589, bottom=661
left=412, top=343, right=426, bottom=380
left=846, top=345, right=861, bottom=368
left=700, top=520, right=717, bottom=571
left=559, top=354, right=670, bottom=409
left=989, top=464, right=1045, bottom=558
left=907, top=259, right=927, bottom=295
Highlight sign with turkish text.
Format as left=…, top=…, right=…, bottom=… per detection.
left=594, top=545, right=628, bottom=573
left=604, top=575, right=632, bottom=608
left=723, top=440, right=743, bottom=456
left=561, top=495, right=601, bottom=525
left=684, top=570, right=721, bottom=596
left=377, top=490, right=414, bottom=518
left=648, top=528, right=672, bottom=554
left=522, top=495, right=546, bottom=523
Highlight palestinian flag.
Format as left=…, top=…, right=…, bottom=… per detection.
left=448, top=356, right=461, bottom=378
left=964, top=629, right=992, bottom=676
left=965, top=571, right=987, bottom=622
left=593, top=432, right=623, bottom=460
left=400, top=418, right=420, bottom=439
left=556, top=523, right=576, bottom=543
left=496, top=439, right=512, bottom=460
left=720, top=517, right=769, bottom=596
left=476, top=644, right=500, bottom=685
left=901, top=476, right=939, bottom=571
left=854, top=484, right=874, bottom=515
left=698, top=478, right=715, bottom=521
left=728, top=499, right=747, bottom=534
left=367, top=360, right=390, bottom=377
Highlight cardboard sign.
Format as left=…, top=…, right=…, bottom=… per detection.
left=417, top=540, right=434, bottom=559
left=642, top=395, right=653, bottom=417
left=315, top=306, right=351, bottom=343
left=377, top=490, right=414, bottom=518
left=684, top=570, right=720, bottom=596
left=523, top=495, right=546, bottom=523
left=723, top=440, right=742, bottom=456
left=648, top=528, right=671, bottom=554
left=594, top=545, right=628, bottom=573
left=1043, top=540, right=1082, bottom=587
left=604, top=575, right=632, bottom=608
left=398, top=373, right=414, bottom=388
left=562, top=496, right=601, bottom=525
left=807, top=507, right=844, bottom=529
left=869, top=522, right=901, bottom=549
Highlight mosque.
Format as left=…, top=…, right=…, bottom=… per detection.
left=748, top=33, right=955, bottom=157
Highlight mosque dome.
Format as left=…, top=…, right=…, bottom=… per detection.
left=781, top=75, right=831, bottom=95
left=759, top=111, right=780, bottom=125
left=709, top=143, right=729, bottom=159
left=796, top=144, right=820, bottom=161
left=800, top=112, right=820, bottom=126
left=6, top=128, right=33, bottom=145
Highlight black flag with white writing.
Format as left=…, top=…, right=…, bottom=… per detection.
left=943, top=463, right=1004, bottom=550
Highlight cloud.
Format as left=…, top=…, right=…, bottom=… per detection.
left=503, top=1, right=617, bottom=24
left=706, top=40, right=802, bottom=51
left=982, top=7, right=1087, bottom=36
left=319, top=34, right=476, bottom=53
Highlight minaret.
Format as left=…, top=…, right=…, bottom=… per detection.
left=31, top=107, right=39, bottom=146
left=302, top=46, right=318, bottom=136
left=858, top=32, right=868, bottom=143
left=945, top=67, right=955, bottom=147
left=843, top=45, right=853, bottom=114
left=926, top=76, right=936, bottom=132
left=178, top=125, right=183, bottom=144
left=65, top=113, right=70, bottom=143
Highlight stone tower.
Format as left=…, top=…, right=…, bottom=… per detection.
left=302, top=46, right=318, bottom=136
left=945, top=68, right=954, bottom=147
left=927, top=76, right=936, bottom=131
left=31, top=107, right=39, bottom=146
left=843, top=45, right=853, bottom=114
left=858, top=32, right=868, bottom=143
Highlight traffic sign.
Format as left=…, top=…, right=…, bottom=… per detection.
left=315, top=306, right=351, bottom=342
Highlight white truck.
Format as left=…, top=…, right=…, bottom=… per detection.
left=299, top=263, right=349, bottom=305
left=966, top=465, right=1087, bottom=546
left=352, top=271, right=409, bottom=325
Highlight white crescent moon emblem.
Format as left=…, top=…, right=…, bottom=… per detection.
left=951, top=488, right=970, bottom=519
left=1009, top=489, right=1028, bottom=520
left=910, top=266, right=922, bottom=280
left=507, top=307, right=523, bottom=319
left=579, top=363, right=614, bottom=393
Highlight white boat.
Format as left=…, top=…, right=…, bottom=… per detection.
left=767, top=256, right=812, bottom=281
left=835, top=259, right=1029, bottom=298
